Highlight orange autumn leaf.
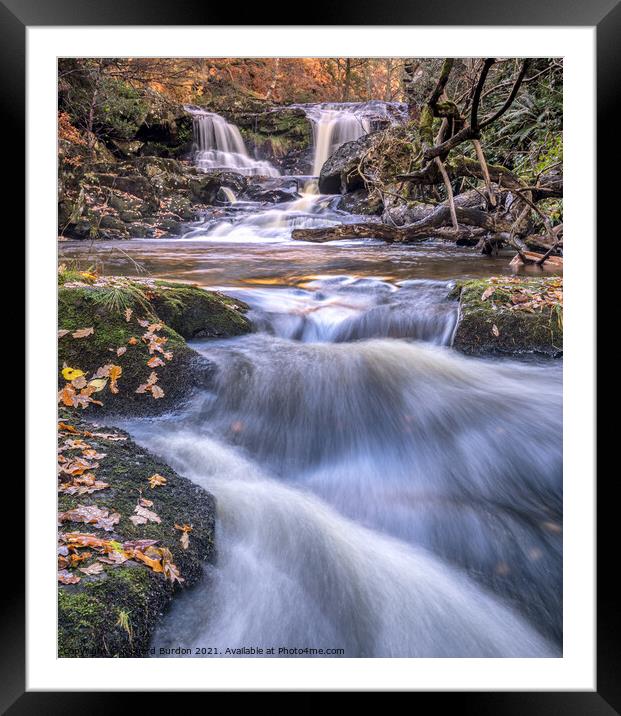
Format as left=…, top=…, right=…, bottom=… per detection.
left=128, top=337, right=138, bottom=345
left=151, top=385, right=165, bottom=399
left=148, top=474, right=167, bottom=489
left=147, top=356, right=165, bottom=368
left=58, top=423, right=80, bottom=434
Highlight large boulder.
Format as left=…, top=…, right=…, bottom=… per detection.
left=452, top=277, right=563, bottom=357
left=57, top=276, right=251, bottom=416
left=318, top=133, right=377, bottom=194
left=57, top=416, right=216, bottom=657
left=242, top=178, right=300, bottom=204
left=189, top=170, right=248, bottom=204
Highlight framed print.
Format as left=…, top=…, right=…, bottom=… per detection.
left=5, top=0, right=614, bottom=708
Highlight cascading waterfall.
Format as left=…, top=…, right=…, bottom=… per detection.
left=186, top=106, right=280, bottom=177
left=70, top=97, right=561, bottom=659
left=298, top=101, right=407, bottom=176
left=310, top=108, right=370, bottom=176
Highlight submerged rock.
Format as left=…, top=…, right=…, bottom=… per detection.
left=452, top=277, right=563, bottom=357
left=57, top=417, right=216, bottom=658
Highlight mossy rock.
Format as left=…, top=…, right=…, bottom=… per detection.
left=452, top=277, right=563, bottom=357
left=58, top=278, right=250, bottom=415
left=149, top=282, right=251, bottom=339
left=58, top=418, right=216, bottom=657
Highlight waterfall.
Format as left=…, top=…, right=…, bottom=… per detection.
left=311, top=108, right=370, bottom=176
left=185, top=106, right=280, bottom=177
left=297, top=101, right=407, bottom=176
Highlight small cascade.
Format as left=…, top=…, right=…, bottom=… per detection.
left=218, top=186, right=237, bottom=204
left=311, top=109, right=370, bottom=176
left=185, top=106, right=280, bottom=177
left=297, top=101, right=407, bottom=176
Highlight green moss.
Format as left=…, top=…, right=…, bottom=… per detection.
left=150, top=282, right=250, bottom=339
left=452, top=277, right=563, bottom=357
left=58, top=419, right=216, bottom=657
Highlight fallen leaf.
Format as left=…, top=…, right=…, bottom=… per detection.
left=129, top=503, right=162, bottom=525
left=491, top=324, right=500, bottom=337
left=128, top=337, right=138, bottom=345
left=481, top=286, right=495, bottom=301
left=58, top=423, right=80, bottom=434
left=72, top=327, right=95, bottom=339
left=116, top=346, right=127, bottom=357
left=58, top=329, right=70, bottom=338
left=87, top=377, right=108, bottom=393
left=58, top=569, right=81, bottom=584
left=148, top=474, right=167, bottom=489
left=79, top=562, right=104, bottom=576
left=147, top=356, right=165, bottom=368
left=58, top=505, right=121, bottom=531
left=58, top=384, right=76, bottom=407
left=151, top=385, right=165, bottom=399
left=62, top=367, right=85, bottom=381
left=124, top=308, right=133, bottom=322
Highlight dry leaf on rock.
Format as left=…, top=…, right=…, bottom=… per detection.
left=148, top=474, right=167, bottom=489
left=72, top=327, right=95, bottom=339
left=79, top=561, right=104, bottom=576
left=58, top=569, right=81, bottom=585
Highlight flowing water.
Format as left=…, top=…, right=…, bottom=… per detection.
left=187, top=106, right=280, bottom=177
left=298, top=101, right=407, bottom=175
left=59, top=106, right=562, bottom=658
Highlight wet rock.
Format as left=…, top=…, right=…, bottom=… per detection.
left=57, top=417, right=216, bottom=658
left=189, top=170, right=248, bottom=204
left=318, top=133, right=377, bottom=194
left=242, top=178, right=300, bottom=203
left=337, top=188, right=383, bottom=216
left=452, top=277, right=563, bottom=357
left=57, top=278, right=251, bottom=417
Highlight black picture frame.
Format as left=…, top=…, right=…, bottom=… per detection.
left=6, top=1, right=614, bottom=710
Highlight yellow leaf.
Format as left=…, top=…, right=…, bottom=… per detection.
left=62, top=367, right=84, bottom=381
left=88, top=378, right=108, bottom=392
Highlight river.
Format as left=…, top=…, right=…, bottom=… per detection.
left=58, top=104, right=562, bottom=658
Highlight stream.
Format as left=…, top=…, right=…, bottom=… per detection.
left=59, top=103, right=562, bottom=658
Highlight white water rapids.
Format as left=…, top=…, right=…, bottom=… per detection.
left=65, top=103, right=562, bottom=657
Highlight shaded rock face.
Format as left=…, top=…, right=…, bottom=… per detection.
left=452, top=278, right=563, bottom=357
left=57, top=418, right=216, bottom=658
left=189, top=170, right=248, bottom=204
left=336, top=188, right=383, bottom=216
left=58, top=154, right=251, bottom=240
left=318, top=132, right=377, bottom=194
left=228, top=107, right=313, bottom=172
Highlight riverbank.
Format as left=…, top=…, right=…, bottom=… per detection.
left=57, top=414, right=216, bottom=657
left=57, top=276, right=255, bottom=655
